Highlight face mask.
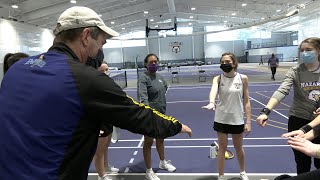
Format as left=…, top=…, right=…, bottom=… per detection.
left=86, top=49, right=104, bottom=69
left=300, top=51, right=317, bottom=64
left=220, top=63, right=233, bottom=73
left=147, top=63, right=159, bottom=73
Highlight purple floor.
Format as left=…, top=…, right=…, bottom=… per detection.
left=89, top=82, right=299, bottom=174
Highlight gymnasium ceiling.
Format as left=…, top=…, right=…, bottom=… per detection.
left=0, top=0, right=319, bottom=37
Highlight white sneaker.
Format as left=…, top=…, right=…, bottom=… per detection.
left=98, top=174, right=112, bottom=180
left=146, top=169, right=160, bottom=180
left=217, top=175, right=225, bottom=180
left=159, top=160, right=176, bottom=172
left=105, top=165, right=119, bottom=174
left=240, top=171, right=249, bottom=180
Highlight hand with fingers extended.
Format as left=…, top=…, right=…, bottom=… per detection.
left=282, top=129, right=305, bottom=138
left=181, top=124, right=192, bottom=137
left=202, top=103, right=215, bottom=111
left=256, top=114, right=268, bottom=127
left=287, top=136, right=319, bottom=158
left=282, top=129, right=316, bottom=141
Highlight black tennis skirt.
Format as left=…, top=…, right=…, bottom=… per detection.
left=100, top=123, right=113, bottom=137
left=214, top=121, right=244, bottom=134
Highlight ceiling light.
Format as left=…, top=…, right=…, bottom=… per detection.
left=189, top=16, right=194, bottom=19
left=155, top=25, right=158, bottom=28
left=191, top=7, right=196, bottom=10
left=150, top=19, right=154, bottom=22
left=231, top=13, right=236, bottom=16
left=276, top=9, right=281, bottom=12
left=12, top=4, right=18, bottom=8
left=144, top=11, right=148, bottom=14
left=99, top=14, right=102, bottom=17
left=188, top=22, right=192, bottom=25
left=242, top=3, right=247, bottom=7
left=224, top=20, right=228, bottom=23
left=122, top=27, right=125, bottom=30
left=111, top=22, right=115, bottom=24
left=70, top=0, right=76, bottom=3
left=261, top=17, right=265, bottom=20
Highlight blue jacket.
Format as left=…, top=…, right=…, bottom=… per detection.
left=0, top=43, right=182, bottom=180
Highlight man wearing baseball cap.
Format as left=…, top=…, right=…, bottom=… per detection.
left=0, top=6, right=192, bottom=180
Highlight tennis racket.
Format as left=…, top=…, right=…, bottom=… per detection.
left=214, top=141, right=235, bottom=160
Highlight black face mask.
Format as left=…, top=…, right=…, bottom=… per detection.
left=220, top=64, right=233, bottom=73
left=86, top=49, right=104, bottom=69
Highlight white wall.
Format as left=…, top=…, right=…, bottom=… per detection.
left=0, top=19, right=54, bottom=62
left=205, top=40, right=245, bottom=58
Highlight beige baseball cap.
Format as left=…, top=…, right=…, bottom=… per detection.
left=53, top=6, right=119, bottom=37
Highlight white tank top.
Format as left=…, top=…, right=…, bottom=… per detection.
left=214, top=73, right=244, bottom=125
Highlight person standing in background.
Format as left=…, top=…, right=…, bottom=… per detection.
left=259, top=55, right=263, bottom=65
left=3, top=52, right=29, bottom=74
left=86, top=50, right=119, bottom=180
left=138, top=54, right=176, bottom=180
left=268, top=53, right=279, bottom=80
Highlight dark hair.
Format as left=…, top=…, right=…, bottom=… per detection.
left=3, top=53, right=13, bottom=74
left=220, top=52, right=238, bottom=71
left=4, top=52, right=29, bottom=74
left=54, top=26, right=102, bottom=43
left=144, top=54, right=159, bottom=67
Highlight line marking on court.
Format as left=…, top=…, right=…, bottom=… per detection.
left=89, top=172, right=297, bottom=176
left=167, top=100, right=208, bottom=103
left=255, top=92, right=290, bottom=107
left=129, top=158, right=134, bottom=163
left=124, top=167, right=130, bottom=173
left=117, top=137, right=287, bottom=142
left=250, top=97, right=289, bottom=119
left=109, top=144, right=290, bottom=149
left=133, top=151, right=138, bottom=156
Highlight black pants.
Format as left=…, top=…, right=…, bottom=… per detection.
left=288, top=116, right=320, bottom=174
left=274, top=169, right=320, bottom=180
left=271, top=67, right=277, bottom=77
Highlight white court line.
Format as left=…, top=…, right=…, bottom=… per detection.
left=133, top=151, right=138, bottom=156
left=109, top=144, right=290, bottom=149
left=167, top=100, right=208, bottom=104
left=137, top=136, right=144, bottom=147
left=89, top=173, right=297, bottom=176
left=250, top=97, right=289, bottom=119
left=118, top=137, right=287, bottom=142
left=124, top=167, right=130, bottom=173
left=129, top=158, right=134, bottom=163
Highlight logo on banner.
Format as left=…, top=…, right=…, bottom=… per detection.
left=169, top=42, right=183, bottom=53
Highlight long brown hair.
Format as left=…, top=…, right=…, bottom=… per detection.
left=220, top=52, right=238, bottom=71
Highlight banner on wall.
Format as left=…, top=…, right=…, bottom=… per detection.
left=169, top=42, right=182, bottom=53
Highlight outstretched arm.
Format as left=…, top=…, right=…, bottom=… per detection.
left=202, top=75, right=220, bottom=110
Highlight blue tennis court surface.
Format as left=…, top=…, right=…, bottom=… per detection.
left=89, top=82, right=299, bottom=176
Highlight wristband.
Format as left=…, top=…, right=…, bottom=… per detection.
left=313, top=124, right=320, bottom=137
left=300, top=124, right=312, bottom=134
left=260, top=107, right=271, bottom=116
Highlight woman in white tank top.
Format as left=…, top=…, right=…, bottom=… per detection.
left=202, top=53, right=251, bottom=180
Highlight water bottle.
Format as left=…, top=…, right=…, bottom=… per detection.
left=209, top=143, right=217, bottom=159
